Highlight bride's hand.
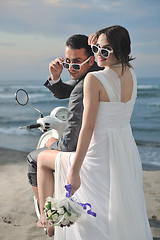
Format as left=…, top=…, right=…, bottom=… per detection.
left=67, top=169, right=81, bottom=196
left=88, top=33, right=98, bottom=46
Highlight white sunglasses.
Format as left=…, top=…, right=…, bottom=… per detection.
left=91, top=45, right=113, bottom=58
left=62, top=56, right=92, bottom=71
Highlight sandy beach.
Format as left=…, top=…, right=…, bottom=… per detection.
left=0, top=147, right=159, bottom=240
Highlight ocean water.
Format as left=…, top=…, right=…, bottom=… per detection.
left=0, top=77, right=160, bottom=170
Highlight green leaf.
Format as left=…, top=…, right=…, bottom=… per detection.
left=45, top=202, right=51, bottom=210
left=67, top=212, right=71, bottom=217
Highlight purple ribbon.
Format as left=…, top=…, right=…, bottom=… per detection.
left=65, top=184, right=96, bottom=217
left=65, top=184, right=72, bottom=197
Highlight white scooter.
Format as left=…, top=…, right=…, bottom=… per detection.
left=15, top=89, right=68, bottom=235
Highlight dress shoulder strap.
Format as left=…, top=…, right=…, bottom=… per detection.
left=91, top=69, right=121, bottom=102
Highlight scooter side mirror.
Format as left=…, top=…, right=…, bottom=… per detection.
left=15, top=89, right=29, bottom=106
left=15, top=88, right=43, bottom=117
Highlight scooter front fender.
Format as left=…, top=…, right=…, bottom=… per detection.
left=36, top=129, right=59, bottom=149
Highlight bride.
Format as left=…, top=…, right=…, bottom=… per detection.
left=37, top=25, right=153, bottom=240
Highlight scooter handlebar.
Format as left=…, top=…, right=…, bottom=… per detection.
left=27, top=124, right=41, bottom=129
left=19, top=123, right=41, bottom=130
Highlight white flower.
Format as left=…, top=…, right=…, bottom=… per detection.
left=53, top=214, right=64, bottom=226
left=57, top=207, right=65, bottom=215
left=52, top=213, right=59, bottom=222
left=62, top=212, right=70, bottom=225
left=45, top=197, right=58, bottom=211
left=57, top=214, right=64, bottom=222
left=47, top=210, right=53, bottom=217
left=51, top=202, right=58, bottom=211
left=69, top=212, right=79, bottom=223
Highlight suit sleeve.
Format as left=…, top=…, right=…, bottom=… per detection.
left=44, top=78, right=77, bottom=99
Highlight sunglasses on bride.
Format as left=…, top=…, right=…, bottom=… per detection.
left=62, top=56, right=92, bottom=71
left=91, top=45, right=113, bottom=58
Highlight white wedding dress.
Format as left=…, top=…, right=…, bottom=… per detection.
left=54, top=68, right=153, bottom=240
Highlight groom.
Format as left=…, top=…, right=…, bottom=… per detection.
left=27, top=34, right=103, bottom=203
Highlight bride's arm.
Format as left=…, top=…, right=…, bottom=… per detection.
left=67, top=73, right=100, bottom=195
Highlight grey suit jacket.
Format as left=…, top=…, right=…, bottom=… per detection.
left=44, top=62, right=103, bottom=152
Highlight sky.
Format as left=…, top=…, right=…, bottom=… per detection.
left=0, top=0, right=160, bottom=82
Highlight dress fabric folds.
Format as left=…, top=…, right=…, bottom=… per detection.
left=54, top=68, right=153, bottom=240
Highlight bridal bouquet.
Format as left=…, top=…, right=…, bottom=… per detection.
left=44, top=184, right=96, bottom=228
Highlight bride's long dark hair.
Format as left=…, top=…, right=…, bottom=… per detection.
left=96, top=25, right=135, bottom=71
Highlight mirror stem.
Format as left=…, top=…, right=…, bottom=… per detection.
left=27, top=103, right=43, bottom=118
